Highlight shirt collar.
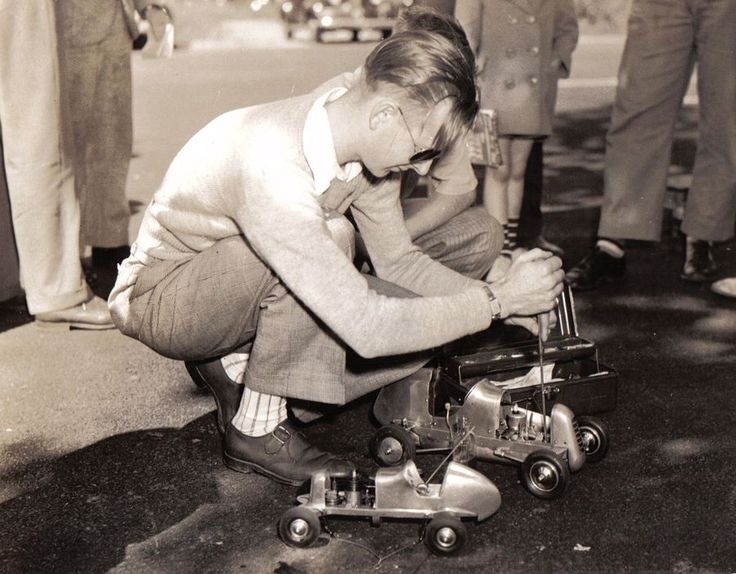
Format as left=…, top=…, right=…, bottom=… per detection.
left=303, top=87, right=362, bottom=195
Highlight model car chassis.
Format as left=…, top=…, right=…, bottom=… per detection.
left=278, top=460, right=501, bottom=556
left=371, top=370, right=609, bottom=499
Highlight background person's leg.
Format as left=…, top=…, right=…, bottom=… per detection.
left=598, top=0, right=695, bottom=242
left=58, top=1, right=132, bottom=252
left=0, top=0, right=89, bottom=315
left=680, top=0, right=736, bottom=244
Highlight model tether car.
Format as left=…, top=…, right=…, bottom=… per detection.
left=371, top=369, right=609, bottom=499
left=278, top=460, right=501, bottom=556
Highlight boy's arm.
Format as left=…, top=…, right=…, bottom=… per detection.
left=351, top=175, right=482, bottom=297
left=233, top=159, right=492, bottom=359
left=402, top=137, right=477, bottom=240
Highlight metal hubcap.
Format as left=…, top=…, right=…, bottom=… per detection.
left=288, top=518, right=311, bottom=542
left=380, top=437, right=403, bottom=464
left=435, top=527, right=457, bottom=549
left=530, top=461, right=559, bottom=492
left=582, top=429, right=601, bottom=455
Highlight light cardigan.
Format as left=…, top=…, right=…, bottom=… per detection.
left=110, top=89, right=495, bottom=358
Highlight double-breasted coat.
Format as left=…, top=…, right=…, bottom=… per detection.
left=456, top=0, right=578, bottom=136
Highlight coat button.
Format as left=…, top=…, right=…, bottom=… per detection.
left=508, top=16, right=518, bottom=24
left=505, top=47, right=516, bottom=57
left=504, top=79, right=516, bottom=89
left=529, top=76, right=539, bottom=85
left=529, top=45, right=539, bottom=55
left=527, top=15, right=536, bottom=23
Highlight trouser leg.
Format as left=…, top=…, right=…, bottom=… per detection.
left=414, top=206, right=503, bottom=279
left=0, top=0, right=88, bottom=314
left=680, top=0, right=736, bottom=242
left=598, top=0, right=695, bottom=242
left=59, top=3, right=133, bottom=249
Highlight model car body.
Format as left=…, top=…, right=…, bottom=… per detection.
left=278, top=460, right=501, bottom=556
left=371, top=368, right=609, bottom=499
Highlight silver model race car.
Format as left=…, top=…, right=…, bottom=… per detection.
left=371, top=369, right=609, bottom=499
left=278, top=459, right=501, bottom=556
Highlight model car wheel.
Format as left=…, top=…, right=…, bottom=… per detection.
left=278, top=507, right=321, bottom=548
left=520, top=450, right=570, bottom=500
left=369, top=424, right=416, bottom=467
left=576, top=416, right=610, bottom=463
left=424, top=513, right=467, bottom=556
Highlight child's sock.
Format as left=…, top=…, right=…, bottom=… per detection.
left=503, top=218, right=519, bottom=254
left=231, top=387, right=287, bottom=437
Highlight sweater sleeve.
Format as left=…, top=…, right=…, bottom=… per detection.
left=350, top=175, right=483, bottom=296
left=231, top=157, right=493, bottom=359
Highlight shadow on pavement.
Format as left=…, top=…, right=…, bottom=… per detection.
left=0, top=416, right=224, bottom=573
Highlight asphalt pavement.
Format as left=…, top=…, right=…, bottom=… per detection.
left=1, top=4, right=735, bottom=573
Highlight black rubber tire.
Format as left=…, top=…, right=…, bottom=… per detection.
left=369, top=424, right=416, bottom=467
left=424, top=513, right=467, bottom=556
left=278, top=507, right=321, bottom=548
left=519, top=450, right=570, bottom=500
left=576, top=416, right=610, bottom=463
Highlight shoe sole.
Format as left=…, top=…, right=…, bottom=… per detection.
left=680, top=270, right=717, bottom=283
left=223, top=451, right=304, bottom=486
left=35, top=320, right=116, bottom=331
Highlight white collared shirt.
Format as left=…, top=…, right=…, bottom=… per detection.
left=302, top=87, right=362, bottom=195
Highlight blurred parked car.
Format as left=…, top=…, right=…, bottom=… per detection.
left=275, top=0, right=412, bottom=41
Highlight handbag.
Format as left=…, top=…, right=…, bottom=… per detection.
left=120, top=1, right=175, bottom=57
left=466, top=109, right=503, bottom=168
left=120, top=0, right=149, bottom=50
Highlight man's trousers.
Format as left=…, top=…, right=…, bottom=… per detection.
left=0, top=0, right=88, bottom=314
left=598, top=0, right=736, bottom=243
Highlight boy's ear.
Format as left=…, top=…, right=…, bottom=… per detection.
left=368, top=100, right=398, bottom=131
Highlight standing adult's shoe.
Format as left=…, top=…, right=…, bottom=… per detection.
left=566, top=247, right=626, bottom=291
left=681, top=240, right=717, bottom=282
left=35, top=295, right=115, bottom=330
left=185, top=357, right=244, bottom=434
left=224, top=420, right=354, bottom=486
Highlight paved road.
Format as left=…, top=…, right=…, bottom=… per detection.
left=1, top=8, right=734, bottom=574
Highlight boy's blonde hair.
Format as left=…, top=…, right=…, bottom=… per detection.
left=362, top=13, right=478, bottom=153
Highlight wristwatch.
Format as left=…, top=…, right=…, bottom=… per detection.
left=482, top=284, right=504, bottom=320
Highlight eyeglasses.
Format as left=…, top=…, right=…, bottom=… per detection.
left=397, top=106, right=442, bottom=164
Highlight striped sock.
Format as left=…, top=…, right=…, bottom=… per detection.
left=231, top=387, right=288, bottom=437
left=220, top=352, right=249, bottom=384
left=505, top=218, right=519, bottom=251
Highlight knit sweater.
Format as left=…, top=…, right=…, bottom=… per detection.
left=109, top=89, right=495, bottom=358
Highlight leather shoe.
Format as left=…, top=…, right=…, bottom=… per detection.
left=185, top=357, right=244, bottom=434
left=224, top=420, right=354, bottom=486
left=566, top=247, right=626, bottom=291
left=681, top=240, right=717, bottom=282
left=35, top=295, right=115, bottom=330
